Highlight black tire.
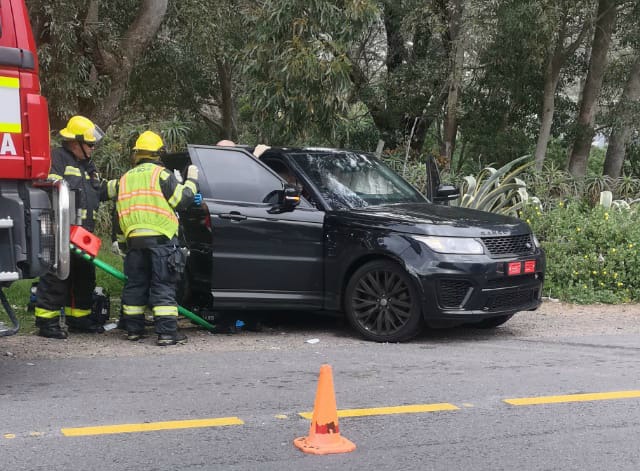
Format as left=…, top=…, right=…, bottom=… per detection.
left=471, top=314, right=514, bottom=329
left=344, top=260, right=423, bottom=342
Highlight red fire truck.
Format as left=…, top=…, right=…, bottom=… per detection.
left=0, top=0, right=70, bottom=336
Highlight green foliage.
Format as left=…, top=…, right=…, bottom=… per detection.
left=524, top=162, right=580, bottom=204
left=242, top=0, right=378, bottom=144
left=459, top=0, right=547, bottom=167
left=523, top=202, right=640, bottom=303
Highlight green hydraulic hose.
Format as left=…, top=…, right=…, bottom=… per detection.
left=71, top=245, right=215, bottom=331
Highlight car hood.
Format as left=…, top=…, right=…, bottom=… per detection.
left=330, top=203, right=530, bottom=237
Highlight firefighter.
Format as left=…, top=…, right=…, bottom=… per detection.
left=35, top=115, right=107, bottom=339
left=107, top=131, right=199, bottom=346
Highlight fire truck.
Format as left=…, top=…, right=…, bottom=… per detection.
left=0, top=0, right=70, bottom=336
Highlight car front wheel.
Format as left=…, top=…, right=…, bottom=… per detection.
left=344, top=260, right=423, bottom=342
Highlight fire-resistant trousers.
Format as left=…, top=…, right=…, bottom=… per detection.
left=121, top=244, right=179, bottom=335
left=34, top=255, right=96, bottom=328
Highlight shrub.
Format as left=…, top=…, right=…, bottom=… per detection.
left=522, top=202, right=640, bottom=303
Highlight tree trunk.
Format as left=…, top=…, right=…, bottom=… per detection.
left=603, top=56, right=640, bottom=178
left=216, top=58, right=237, bottom=141
left=441, top=0, right=465, bottom=169
left=89, top=0, right=169, bottom=129
left=534, top=5, right=591, bottom=171
left=567, top=0, right=617, bottom=178
left=534, top=62, right=562, bottom=171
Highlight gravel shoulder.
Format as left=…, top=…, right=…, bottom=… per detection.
left=2, top=300, right=640, bottom=361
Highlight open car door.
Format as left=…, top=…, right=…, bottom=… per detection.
left=177, top=145, right=325, bottom=311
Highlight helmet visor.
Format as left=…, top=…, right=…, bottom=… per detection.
left=91, top=124, right=106, bottom=143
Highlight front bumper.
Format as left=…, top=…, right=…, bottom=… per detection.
left=415, top=253, right=545, bottom=320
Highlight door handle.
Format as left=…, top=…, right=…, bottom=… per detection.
left=218, top=212, right=247, bottom=221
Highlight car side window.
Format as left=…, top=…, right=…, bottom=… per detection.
left=191, top=147, right=283, bottom=203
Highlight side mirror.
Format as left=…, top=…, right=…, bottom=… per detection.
left=282, top=185, right=301, bottom=210
left=267, top=185, right=301, bottom=213
left=432, top=184, right=460, bottom=204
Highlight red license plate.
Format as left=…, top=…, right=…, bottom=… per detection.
left=507, top=261, right=522, bottom=276
left=524, top=260, right=536, bottom=273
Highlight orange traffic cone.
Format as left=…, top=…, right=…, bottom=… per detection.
left=294, top=364, right=356, bottom=455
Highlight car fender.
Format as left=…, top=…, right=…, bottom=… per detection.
left=325, top=228, right=419, bottom=311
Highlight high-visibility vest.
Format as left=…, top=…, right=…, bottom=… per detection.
left=116, top=163, right=178, bottom=240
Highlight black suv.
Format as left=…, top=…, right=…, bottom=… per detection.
left=163, top=145, right=545, bottom=342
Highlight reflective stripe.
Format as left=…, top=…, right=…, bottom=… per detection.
left=48, top=173, right=63, bottom=181
left=129, top=228, right=163, bottom=237
left=0, top=123, right=20, bottom=133
left=66, top=307, right=91, bottom=318
left=153, top=306, right=178, bottom=317
left=168, top=185, right=183, bottom=207
left=0, top=76, right=21, bottom=133
left=119, top=204, right=177, bottom=219
left=81, top=209, right=88, bottom=219
left=64, top=165, right=82, bottom=177
left=34, top=307, right=60, bottom=319
left=184, top=180, right=197, bottom=193
left=123, top=305, right=146, bottom=316
left=118, top=189, right=165, bottom=201
left=107, top=179, right=119, bottom=199
left=0, top=76, right=18, bottom=88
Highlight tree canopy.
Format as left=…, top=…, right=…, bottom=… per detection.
left=26, top=0, right=640, bottom=178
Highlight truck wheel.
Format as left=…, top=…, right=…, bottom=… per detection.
left=344, top=260, right=423, bottom=342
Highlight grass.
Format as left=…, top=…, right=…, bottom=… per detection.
left=1, top=243, right=124, bottom=335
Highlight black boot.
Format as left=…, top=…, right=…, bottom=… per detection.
left=127, top=330, right=146, bottom=341
left=157, top=332, right=188, bottom=346
left=66, top=316, right=105, bottom=334
left=36, top=317, right=68, bottom=339
left=124, top=314, right=145, bottom=340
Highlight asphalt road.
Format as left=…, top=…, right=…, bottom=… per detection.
left=1, top=310, right=640, bottom=471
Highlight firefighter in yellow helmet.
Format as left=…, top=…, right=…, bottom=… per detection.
left=35, top=115, right=107, bottom=339
left=105, top=130, right=199, bottom=346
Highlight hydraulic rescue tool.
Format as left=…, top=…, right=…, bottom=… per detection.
left=69, top=225, right=215, bottom=332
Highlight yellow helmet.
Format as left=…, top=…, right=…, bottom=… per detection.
left=133, top=131, right=165, bottom=153
left=59, top=115, right=104, bottom=143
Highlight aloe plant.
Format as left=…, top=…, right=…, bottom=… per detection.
left=454, top=156, right=533, bottom=216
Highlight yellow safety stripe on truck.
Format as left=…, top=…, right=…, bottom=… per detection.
left=0, top=76, right=21, bottom=133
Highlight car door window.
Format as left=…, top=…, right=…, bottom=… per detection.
left=190, top=146, right=282, bottom=203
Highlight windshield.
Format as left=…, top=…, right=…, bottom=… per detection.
left=289, top=151, right=427, bottom=210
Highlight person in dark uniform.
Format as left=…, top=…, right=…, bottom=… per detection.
left=106, top=131, right=199, bottom=346
left=35, top=115, right=107, bottom=339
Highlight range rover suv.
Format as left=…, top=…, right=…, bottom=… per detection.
left=163, top=145, right=545, bottom=342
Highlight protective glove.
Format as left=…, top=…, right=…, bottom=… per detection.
left=186, top=165, right=199, bottom=181
left=193, top=193, right=202, bottom=206
left=111, top=240, right=123, bottom=257
left=173, top=169, right=183, bottom=183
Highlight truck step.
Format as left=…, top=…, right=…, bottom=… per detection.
left=0, top=217, right=14, bottom=229
left=0, top=271, right=19, bottom=282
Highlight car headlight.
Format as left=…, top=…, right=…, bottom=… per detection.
left=413, top=235, right=484, bottom=255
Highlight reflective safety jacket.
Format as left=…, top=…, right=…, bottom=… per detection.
left=47, top=146, right=104, bottom=232
left=108, top=160, right=198, bottom=240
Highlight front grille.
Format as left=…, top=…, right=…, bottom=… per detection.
left=438, top=279, right=472, bottom=308
left=482, top=234, right=535, bottom=257
left=484, top=288, right=538, bottom=310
